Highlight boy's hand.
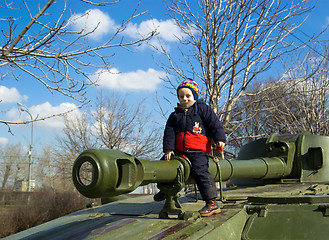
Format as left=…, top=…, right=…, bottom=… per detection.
left=164, top=150, right=175, bottom=161
left=215, top=141, right=225, bottom=160
left=215, top=141, right=225, bottom=152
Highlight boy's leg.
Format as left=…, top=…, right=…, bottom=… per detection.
left=186, top=152, right=218, bottom=200
left=186, top=152, right=220, bottom=216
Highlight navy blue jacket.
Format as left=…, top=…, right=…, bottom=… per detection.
left=163, top=99, right=226, bottom=153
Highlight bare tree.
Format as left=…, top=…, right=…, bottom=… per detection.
left=35, top=146, right=57, bottom=191
left=59, top=112, right=98, bottom=155
left=0, top=143, right=25, bottom=190
left=230, top=44, right=329, bottom=151
left=53, top=94, right=162, bottom=189
left=93, top=94, right=162, bottom=158
left=155, top=0, right=322, bottom=132
left=229, top=79, right=287, bottom=150
left=271, top=46, right=329, bottom=135
left=0, top=0, right=155, bottom=125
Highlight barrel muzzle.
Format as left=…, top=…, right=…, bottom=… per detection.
left=72, top=149, right=139, bottom=198
left=72, top=149, right=190, bottom=198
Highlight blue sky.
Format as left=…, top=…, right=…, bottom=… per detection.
left=0, top=0, right=329, bottom=153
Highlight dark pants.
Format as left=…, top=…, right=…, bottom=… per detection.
left=184, top=151, right=218, bottom=201
left=161, top=151, right=218, bottom=201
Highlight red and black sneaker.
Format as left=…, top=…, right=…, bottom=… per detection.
left=199, top=199, right=221, bottom=217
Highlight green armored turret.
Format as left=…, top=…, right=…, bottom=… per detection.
left=7, top=132, right=329, bottom=240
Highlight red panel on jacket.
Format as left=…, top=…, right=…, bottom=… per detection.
left=175, top=131, right=212, bottom=154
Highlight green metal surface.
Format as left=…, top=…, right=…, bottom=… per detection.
left=7, top=132, right=329, bottom=239
left=243, top=204, right=329, bottom=240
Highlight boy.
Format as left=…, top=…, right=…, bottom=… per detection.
left=157, top=78, right=226, bottom=217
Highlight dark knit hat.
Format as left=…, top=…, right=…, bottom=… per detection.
left=177, top=78, right=199, bottom=100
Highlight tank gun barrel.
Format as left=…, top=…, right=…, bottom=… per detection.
left=72, top=150, right=290, bottom=199
left=72, top=132, right=328, bottom=198
left=215, top=157, right=291, bottom=180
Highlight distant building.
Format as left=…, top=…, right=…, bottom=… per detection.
left=15, top=179, right=35, bottom=192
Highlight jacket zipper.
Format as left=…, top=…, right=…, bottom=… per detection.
left=183, top=110, right=187, bottom=151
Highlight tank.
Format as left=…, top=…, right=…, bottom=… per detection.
left=5, top=131, right=329, bottom=239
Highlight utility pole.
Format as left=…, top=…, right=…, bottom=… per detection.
left=17, top=103, right=34, bottom=192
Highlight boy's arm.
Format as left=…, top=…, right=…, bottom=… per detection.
left=163, top=113, right=176, bottom=154
left=203, top=105, right=226, bottom=142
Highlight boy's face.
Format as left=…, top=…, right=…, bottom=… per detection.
left=178, top=88, right=194, bottom=104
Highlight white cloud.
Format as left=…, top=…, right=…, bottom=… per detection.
left=0, top=86, right=28, bottom=104
left=68, top=9, right=183, bottom=49
left=126, top=19, right=184, bottom=42
left=96, top=68, right=165, bottom=91
left=32, top=102, right=81, bottom=129
left=125, top=19, right=185, bottom=51
left=0, top=137, right=9, bottom=145
left=7, top=102, right=81, bottom=130
left=69, top=9, right=117, bottom=40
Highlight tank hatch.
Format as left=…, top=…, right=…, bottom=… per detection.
left=243, top=204, right=329, bottom=240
